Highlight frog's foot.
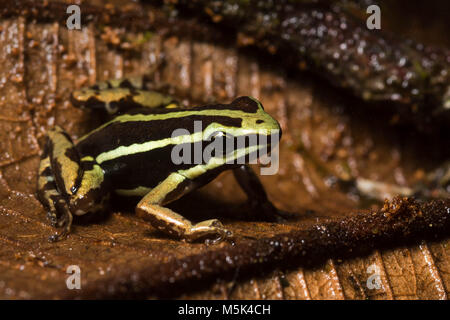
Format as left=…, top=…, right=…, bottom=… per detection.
left=39, top=185, right=73, bottom=242
left=136, top=202, right=232, bottom=244
left=47, top=197, right=73, bottom=242
left=40, top=193, right=73, bottom=242
left=186, top=219, right=233, bottom=244
left=248, top=200, right=295, bottom=223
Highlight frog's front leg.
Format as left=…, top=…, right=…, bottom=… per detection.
left=136, top=173, right=232, bottom=243
left=37, top=126, right=78, bottom=240
left=37, top=126, right=108, bottom=241
left=37, top=151, right=73, bottom=235
left=233, top=165, right=290, bottom=221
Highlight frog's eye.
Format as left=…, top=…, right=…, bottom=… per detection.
left=209, top=131, right=233, bottom=141
left=210, top=131, right=236, bottom=146
left=206, top=131, right=236, bottom=158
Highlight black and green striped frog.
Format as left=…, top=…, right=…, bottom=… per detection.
left=37, top=76, right=283, bottom=243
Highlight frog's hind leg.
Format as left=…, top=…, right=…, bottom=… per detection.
left=71, top=76, right=180, bottom=115
left=136, top=172, right=232, bottom=243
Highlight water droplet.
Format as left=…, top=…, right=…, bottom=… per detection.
left=398, top=57, right=407, bottom=67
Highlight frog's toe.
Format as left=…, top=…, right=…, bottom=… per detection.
left=48, top=224, right=71, bottom=242
left=47, top=201, right=73, bottom=242
left=46, top=210, right=58, bottom=226
left=205, top=225, right=233, bottom=245
left=187, top=219, right=232, bottom=244
left=48, top=231, right=66, bottom=242
left=48, top=223, right=70, bottom=242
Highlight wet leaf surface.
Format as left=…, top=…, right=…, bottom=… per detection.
left=0, top=0, right=449, bottom=299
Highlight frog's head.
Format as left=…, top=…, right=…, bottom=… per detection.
left=201, top=96, right=282, bottom=166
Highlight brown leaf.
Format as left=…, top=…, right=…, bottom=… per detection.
left=0, top=1, right=449, bottom=300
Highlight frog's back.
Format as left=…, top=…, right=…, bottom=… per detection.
left=74, top=105, right=245, bottom=193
